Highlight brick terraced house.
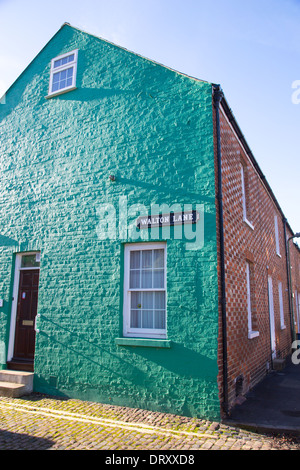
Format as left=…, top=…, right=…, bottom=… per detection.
left=0, top=23, right=299, bottom=420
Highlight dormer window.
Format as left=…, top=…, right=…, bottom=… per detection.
left=48, top=49, right=78, bottom=97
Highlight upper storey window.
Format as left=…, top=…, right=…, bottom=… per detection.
left=240, top=162, right=254, bottom=230
left=48, top=49, right=78, bottom=97
left=274, top=215, right=281, bottom=257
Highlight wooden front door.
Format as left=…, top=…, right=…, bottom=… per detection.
left=13, top=269, right=40, bottom=362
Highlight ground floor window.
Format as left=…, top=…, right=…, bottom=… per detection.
left=246, top=261, right=259, bottom=339
left=278, top=281, right=285, bottom=329
left=123, top=243, right=167, bottom=338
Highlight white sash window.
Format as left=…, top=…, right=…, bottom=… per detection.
left=123, top=243, right=167, bottom=338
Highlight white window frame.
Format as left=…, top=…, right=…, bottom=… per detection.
left=241, top=164, right=254, bottom=230
left=48, top=49, right=78, bottom=97
left=274, top=215, right=281, bottom=257
left=268, top=276, right=276, bottom=359
left=123, top=242, right=167, bottom=339
left=278, top=281, right=285, bottom=329
left=246, top=261, right=259, bottom=339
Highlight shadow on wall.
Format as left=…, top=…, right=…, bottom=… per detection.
left=35, top=314, right=149, bottom=387
left=0, top=234, right=18, bottom=247
left=50, top=86, right=130, bottom=103
left=131, top=342, right=218, bottom=380
left=33, top=314, right=218, bottom=405
left=116, top=176, right=216, bottom=206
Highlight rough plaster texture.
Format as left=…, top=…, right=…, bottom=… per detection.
left=0, top=25, right=220, bottom=419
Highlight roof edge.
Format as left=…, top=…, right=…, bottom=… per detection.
left=1, top=22, right=211, bottom=101
left=62, top=23, right=212, bottom=85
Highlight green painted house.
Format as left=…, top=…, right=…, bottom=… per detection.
left=0, top=23, right=221, bottom=420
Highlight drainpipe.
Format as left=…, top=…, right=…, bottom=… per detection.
left=213, top=84, right=229, bottom=417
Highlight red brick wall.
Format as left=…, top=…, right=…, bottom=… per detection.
left=215, top=102, right=300, bottom=414
left=289, top=239, right=300, bottom=336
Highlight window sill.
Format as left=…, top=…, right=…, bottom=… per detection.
left=243, top=218, right=254, bottom=231
left=46, top=86, right=77, bottom=99
left=248, top=330, right=259, bottom=339
left=115, top=338, right=172, bottom=348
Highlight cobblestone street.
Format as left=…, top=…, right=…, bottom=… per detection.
left=0, top=394, right=299, bottom=451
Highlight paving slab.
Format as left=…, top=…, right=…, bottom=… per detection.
left=225, top=360, right=300, bottom=435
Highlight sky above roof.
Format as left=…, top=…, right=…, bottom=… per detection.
left=0, top=0, right=299, bottom=239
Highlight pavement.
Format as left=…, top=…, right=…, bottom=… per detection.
left=0, top=361, right=300, bottom=450
left=225, top=359, right=300, bottom=435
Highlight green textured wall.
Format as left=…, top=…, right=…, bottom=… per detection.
left=0, top=25, right=219, bottom=419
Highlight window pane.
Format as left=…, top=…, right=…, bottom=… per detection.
left=54, top=54, right=75, bottom=68
left=21, top=254, right=40, bottom=268
left=130, top=251, right=140, bottom=269
left=142, top=250, right=152, bottom=268
left=154, top=292, right=165, bottom=310
left=142, top=310, right=153, bottom=329
left=154, top=310, right=165, bottom=329
left=131, top=310, right=141, bottom=328
left=153, top=269, right=164, bottom=288
left=141, top=269, right=152, bottom=288
left=52, top=72, right=60, bottom=83
left=130, top=291, right=166, bottom=330
left=52, top=79, right=60, bottom=92
left=142, top=292, right=153, bottom=309
left=153, top=249, right=164, bottom=268
left=130, top=270, right=140, bottom=289
left=51, top=67, right=74, bottom=92
left=54, top=58, right=62, bottom=68
left=131, top=292, right=141, bottom=309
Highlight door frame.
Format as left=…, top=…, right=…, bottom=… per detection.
left=7, top=252, right=40, bottom=363
left=295, top=290, right=300, bottom=334
left=267, top=275, right=276, bottom=360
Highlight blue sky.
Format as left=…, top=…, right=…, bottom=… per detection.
left=0, top=0, right=299, bottom=238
